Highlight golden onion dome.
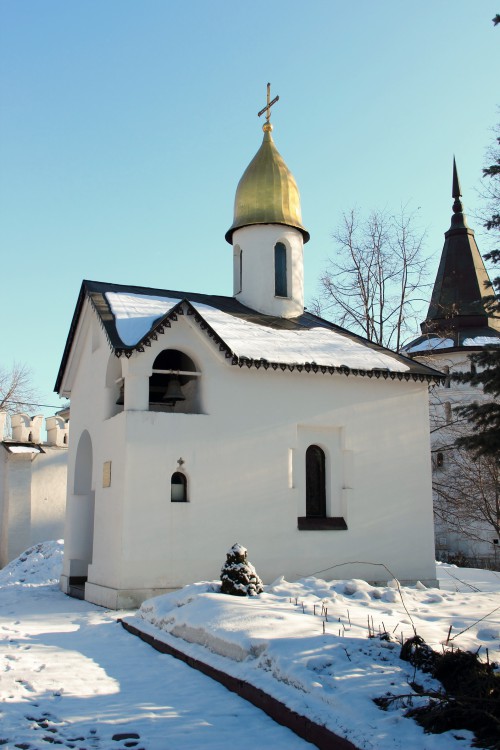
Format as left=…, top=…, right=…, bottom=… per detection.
left=225, top=123, right=310, bottom=244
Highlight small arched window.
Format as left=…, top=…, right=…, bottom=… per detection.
left=436, top=452, right=444, bottom=468
left=171, top=472, right=187, bottom=502
left=233, top=245, right=242, bottom=294
left=306, top=445, right=326, bottom=517
left=274, top=242, right=288, bottom=297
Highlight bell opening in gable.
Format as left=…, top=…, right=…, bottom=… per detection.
left=149, top=349, right=201, bottom=414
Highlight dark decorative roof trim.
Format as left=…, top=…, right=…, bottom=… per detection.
left=111, top=300, right=443, bottom=384
left=87, top=294, right=115, bottom=353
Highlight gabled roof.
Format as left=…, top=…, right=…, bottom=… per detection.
left=55, top=279, right=444, bottom=394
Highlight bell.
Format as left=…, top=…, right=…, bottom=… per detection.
left=163, top=375, right=185, bottom=406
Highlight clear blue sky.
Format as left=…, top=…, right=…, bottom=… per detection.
left=0, top=1, right=498, bottom=418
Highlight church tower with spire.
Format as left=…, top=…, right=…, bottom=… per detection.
left=403, top=160, right=500, bottom=565
left=419, top=158, right=500, bottom=343
left=225, top=84, right=309, bottom=318
left=404, top=158, right=500, bottom=355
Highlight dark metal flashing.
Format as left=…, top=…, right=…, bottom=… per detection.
left=54, top=282, right=88, bottom=393
left=297, top=516, right=348, bottom=530
left=55, top=279, right=445, bottom=393
left=120, top=618, right=359, bottom=750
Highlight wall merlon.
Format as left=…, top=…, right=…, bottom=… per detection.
left=46, top=416, right=69, bottom=447
left=10, top=413, right=45, bottom=443
left=11, top=413, right=33, bottom=442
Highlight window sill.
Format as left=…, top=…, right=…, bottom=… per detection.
left=297, top=517, right=348, bottom=531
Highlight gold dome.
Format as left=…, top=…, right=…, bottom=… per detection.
left=225, top=124, right=310, bottom=244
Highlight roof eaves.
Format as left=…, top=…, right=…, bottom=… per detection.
left=54, top=281, right=88, bottom=394
left=229, top=357, right=444, bottom=384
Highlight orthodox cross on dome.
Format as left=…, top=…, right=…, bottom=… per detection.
left=257, top=82, right=279, bottom=130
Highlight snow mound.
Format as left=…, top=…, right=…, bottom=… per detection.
left=0, top=540, right=64, bottom=586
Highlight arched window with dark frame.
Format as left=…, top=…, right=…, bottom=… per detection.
left=274, top=242, right=288, bottom=297
left=171, top=472, right=187, bottom=502
left=306, top=445, right=326, bottom=517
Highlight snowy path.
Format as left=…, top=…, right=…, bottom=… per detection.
left=0, top=583, right=312, bottom=750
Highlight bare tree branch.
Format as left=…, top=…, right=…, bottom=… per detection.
left=0, top=361, right=40, bottom=425
left=315, top=206, right=430, bottom=350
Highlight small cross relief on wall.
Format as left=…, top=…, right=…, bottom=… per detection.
left=103, top=461, right=112, bottom=488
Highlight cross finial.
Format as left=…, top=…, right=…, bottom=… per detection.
left=257, top=82, right=279, bottom=132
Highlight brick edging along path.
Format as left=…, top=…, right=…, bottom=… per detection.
left=120, top=619, right=360, bottom=750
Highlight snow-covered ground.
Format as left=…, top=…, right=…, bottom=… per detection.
left=1, top=543, right=499, bottom=750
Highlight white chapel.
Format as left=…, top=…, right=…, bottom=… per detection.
left=55, top=90, right=443, bottom=608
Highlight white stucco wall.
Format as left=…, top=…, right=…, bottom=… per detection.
left=61, top=304, right=437, bottom=608
left=0, top=452, right=31, bottom=567
left=30, top=448, right=68, bottom=547
left=0, top=444, right=67, bottom=567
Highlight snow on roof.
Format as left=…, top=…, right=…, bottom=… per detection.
left=404, top=334, right=500, bottom=354
left=462, top=336, right=500, bottom=347
left=2, top=444, right=43, bottom=454
left=404, top=337, right=455, bottom=353
left=106, top=291, right=409, bottom=372
left=106, top=292, right=182, bottom=346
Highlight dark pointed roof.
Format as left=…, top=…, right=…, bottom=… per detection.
left=420, top=158, right=500, bottom=340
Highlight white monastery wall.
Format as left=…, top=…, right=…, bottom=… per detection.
left=415, top=350, right=499, bottom=564
left=62, top=308, right=436, bottom=608
left=0, top=416, right=68, bottom=567
left=0, top=454, right=31, bottom=566
left=30, top=448, right=68, bottom=546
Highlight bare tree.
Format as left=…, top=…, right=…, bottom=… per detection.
left=421, top=359, right=500, bottom=563
left=313, top=206, right=429, bottom=351
left=433, top=449, right=500, bottom=550
left=0, top=362, right=39, bottom=417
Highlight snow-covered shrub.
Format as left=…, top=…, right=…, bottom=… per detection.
left=220, top=543, right=263, bottom=597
